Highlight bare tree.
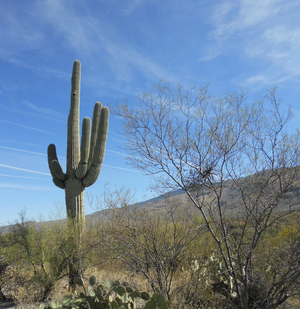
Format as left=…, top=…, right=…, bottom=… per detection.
left=113, top=81, right=300, bottom=308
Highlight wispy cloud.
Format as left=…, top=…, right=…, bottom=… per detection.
left=23, top=101, right=65, bottom=119
left=0, top=1, right=72, bottom=83
left=103, top=164, right=141, bottom=173
left=1, top=56, right=70, bottom=82
left=244, top=74, right=289, bottom=87
left=109, top=137, right=126, bottom=144
left=1, top=144, right=132, bottom=161
left=0, top=0, right=176, bottom=93
left=106, top=149, right=127, bottom=157
left=0, top=140, right=40, bottom=147
left=0, top=183, right=53, bottom=191
left=0, top=103, right=67, bottom=124
left=0, top=146, right=47, bottom=156
left=0, top=81, right=20, bottom=97
left=0, top=2, right=45, bottom=59
left=122, top=0, right=145, bottom=15
left=206, top=0, right=300, bottom=85
left=210, top=0, right=282, bottom=40
left=0, top=146, right=139, bottom=173
left=38, top=0, right=176, bottom=84
left=99, top=36, right=177, bottom=83
left=0, top=120, right=57, bottom=135
left=0, top=162, right=140, bottom=175
left=106, top=149, right=141, bottom=161
left=198, top=51, right=220, bottom=62
left=0, top=145, right=65, bottom=160
left=107, top=130, right=131, bottom=144
left=0, top=174, right=49, bottom=180
left=0, top=164, right=51, bottom=176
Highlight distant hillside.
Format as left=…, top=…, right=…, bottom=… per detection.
left=1, top=167, right=300, bottom=232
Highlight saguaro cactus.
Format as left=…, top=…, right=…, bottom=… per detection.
left=47, top=60, right=109, bottom=222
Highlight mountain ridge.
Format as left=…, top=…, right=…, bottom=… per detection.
left=1, top=167, right=300, bottom=233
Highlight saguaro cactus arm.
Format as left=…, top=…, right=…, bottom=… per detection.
left=47, top=144, right=66, bottom=189
left=76, top=117, right=91, bottom=179
left=88, top=102, right=102, bottom=169
left=83, top=106, right=109, bottom=187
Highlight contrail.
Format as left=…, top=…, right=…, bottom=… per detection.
left=0, top=120, right=57, bottom=135
left=23, top=101, right=65, bottom=119
left=0, top=183, right=53, bottom=191
left=0, top=146, right=46, bottom=156
left=0, top=164, right=51, bottom=176
left=0, top=146, right=65, bottom=159
left=1, top=146, right=141, bottom=173
left=0, top=174, right=49, bottom=180
left=103, top=164, right=141, bottom=173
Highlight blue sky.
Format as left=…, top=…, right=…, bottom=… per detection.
left=1, top=0, right=300, bottom=225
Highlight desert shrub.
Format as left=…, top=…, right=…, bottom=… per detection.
left=0, top=213, right=88, bottom=302
left=1, top=205, right=300, bottom=307
left=105, top=193, right=203, bottom=300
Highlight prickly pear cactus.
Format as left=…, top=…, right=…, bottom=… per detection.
left=40, top=276, right=170, bottom=309
left=47, top=60, right=109, bottom=222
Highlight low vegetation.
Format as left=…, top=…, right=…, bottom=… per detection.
left=1, top=195, right=300, bottom=308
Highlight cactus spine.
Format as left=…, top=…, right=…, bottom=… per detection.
left=47, top=60, right=109, bottom=222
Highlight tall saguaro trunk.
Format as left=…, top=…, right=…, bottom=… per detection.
left=47, top=60, right=109, bottom=224
left=47, top=60, right=109, bottom=288
left=66, top=62, right=84, bottom=220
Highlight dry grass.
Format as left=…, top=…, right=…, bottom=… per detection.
left=11, top=285, right=43, bottom=306
left=3, top=262, right=300, bottom=309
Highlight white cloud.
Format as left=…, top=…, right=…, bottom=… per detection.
left=37, top=0, right=176, bottom=84
left=0, top=120, right=57, bottom=135
left=0, top=164, right=51, bottom=176
left=208, top=0, right=300, bottom=86
left=211, top=0, right=282, bottom=39
left=103, top=164, right=141, bottom=173
left=23, top=101, right=65, bottom=119
left=106, top=149, right=142, bottom=162
left=0, top=102, right=67, bottom=124
left=0, top=146, right=47, bottom=157
left=0, top=0, right=176, bottom=93
left=0, top=174, right=49, bottom=180
left=244, top=74, right=289, bottom=87
left=0, top=146, right=66, bottom=160
left=39, top=0, right=96, bottom=55
left=0, top=3, right=45, bottom=59
left=106, top=149, right=127, bottom=157
left=0, top=140, right=40, bottom=147
left=238, top=0, right=280, bottom=26
left=0, top=146, right=140, bottom=173
left=0, top=183, right=53, bottom=191
left=122, top=0, right=145, bottom=15
left=198, top=50, right=220, bottom=62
